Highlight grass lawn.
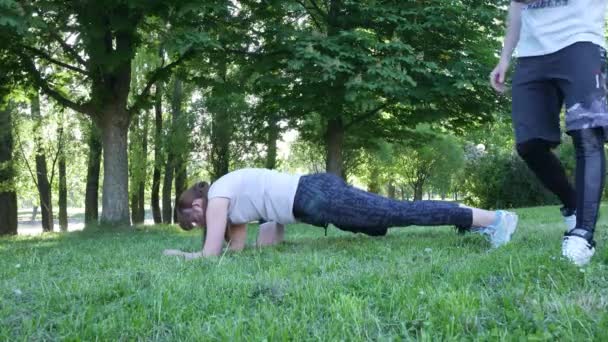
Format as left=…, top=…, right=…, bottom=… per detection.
left=2, top=205, right=608, bottom=340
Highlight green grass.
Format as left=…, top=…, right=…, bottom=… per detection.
left=2, top=205, right=608, bottom=340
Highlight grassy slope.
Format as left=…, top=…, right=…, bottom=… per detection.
left=1, top=205, right=608, bottom=340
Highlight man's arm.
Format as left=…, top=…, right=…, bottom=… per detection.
left=490, top=2, right=523, bottom=93
left=499, top=2, right=523, bottom=65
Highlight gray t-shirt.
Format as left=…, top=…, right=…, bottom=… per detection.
left=517, top=0, right=607, bottom=57
left=207, top=168, right=302, bottom=225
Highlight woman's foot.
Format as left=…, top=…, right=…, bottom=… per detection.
left=473, top=210, right=518, bottom=248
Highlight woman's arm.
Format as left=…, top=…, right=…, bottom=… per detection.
left=162, top=197, right=231, bottom=260
left=226, top=223, right=248, bottom=251
left=256, top=222, right=285, bottom=247
left=201, top=197, right=230, bottom=257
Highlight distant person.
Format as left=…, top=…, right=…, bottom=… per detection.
left=490, top=0, right=607, bottom=265
left=163, top=168, right=517, bottom=259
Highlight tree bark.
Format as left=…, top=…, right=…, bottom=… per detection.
left=265, top=115, right=279, bottom=170
left=368, top=164, right=380, bottom=193
left=413, top=182, right=423, bottom=201
left=209, top=57, right=232, bottom=182
left=58, top=127, right=68, bottom=231
left=85, top=121, right=102, bottom=225
left=387, top=182, right=396, bottom=199
left=325, top=117, right=344, bottom=177
left=98, top=111, right=131, bottom=225
left=171, top=77, right=187, bottom=223
left=129, top=110, right=147, bottom=225
left=31, top=92, right=53, bottom=232
left=0, top=102, right=17, bottom=235
left=137, top=109, right=149, bottom=223
left=162, top=151, right=174, bottom=224
left=151, top=82, right=163, bottom=224
left=210, top=111, right=231, bottom=181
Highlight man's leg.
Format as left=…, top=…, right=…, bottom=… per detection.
left=571, top=128, right=605, bottom=236
left=511, top=55, right=572, bottom=213
left=516, top=139, right=577, bottom=218
left=558, top=42, right=608, bottom=265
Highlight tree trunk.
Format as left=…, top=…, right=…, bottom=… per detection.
left=162, top=152, right=174, bottom=224
left=325, top=117, right=344, bottom=177
left=31, top=92, right=53, bottom=232
left=368, top=165, right=380, bottom=193
left=58, top=127, right=68, bottom=232
left=413, top=183, right=423, bottom=201
left=0, top=102, right=17, bottom=235
left=265, top=115, right=279, bottom=170
left=129, top=110, right=147, bottom=225
left=98, top=111, right=131, bottom=225
left=31, top=206, right=38, bottom=222
left=210, top=111, right=231, bottom=181
left=171, top=78, right=187, bottom=223
left=85, top=121, right=102, bottom=225
left=138, top=109, right=149, bottom=223
left=387, top=182, right=396, bottom=199
left=151, top=82, right=163, bottom=224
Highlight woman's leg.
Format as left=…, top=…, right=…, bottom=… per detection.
left=468, top=207, right=500, bottom=227
left=293, top=174, right=517, bottom=246
left=294, top=173, right=475, bottom=230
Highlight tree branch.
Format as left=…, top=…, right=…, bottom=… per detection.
left=15, top=131, right=39, bottom=190
left=51, top=32, right=87, bottom=67
left=128, top=48, right=195, bottom=116
left=345, top=102, right=392, bottom=129
left=22, top=45, right=89, bottom=76
left=295, top=0, right=326, bottom=30
left=32, top=7, right=87, bottom=67
left=48, top=125, right=64, bottom=187
left=18, top=52, right=92, bottom=115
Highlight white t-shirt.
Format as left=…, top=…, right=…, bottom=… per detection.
left=516, top=0, right=607, bottom=57
left=207, top=168, right=302, bottom=225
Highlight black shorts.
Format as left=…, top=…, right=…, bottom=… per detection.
left=512, top=42, right=608, bottom=144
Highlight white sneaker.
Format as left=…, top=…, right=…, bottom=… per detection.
left=563, top=214, right=576, bottom=233
left=474, top=210, right=518, bottom=248
left=562, top=235, right=595, bottom=266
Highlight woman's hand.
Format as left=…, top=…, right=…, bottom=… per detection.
left=183, top=252, right=203, bottom=260
left=163, top=249, right=186, bottom=257
left=162, top=249, right=202, bottom=260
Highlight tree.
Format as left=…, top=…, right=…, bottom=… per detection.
left=129, top=109, right=149, bottom=225
left=281, top=0, right=502, bottom=177
left=0, top=22, right=20, bottom=235
left=30, top=91, right=53, bottom=232
left=393, top=130, right=465, bottom=201
left=57, top=125, right=67, bottom=231
left=151, top=82, right=163, bottom=224
left=0, top=98, right=17, bottom=235
left=3, top=0, right=220, bottom=225
left=84, top=120, right=102, bottom=225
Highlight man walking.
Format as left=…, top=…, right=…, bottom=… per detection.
left=490, top=0, right=608, bottom=265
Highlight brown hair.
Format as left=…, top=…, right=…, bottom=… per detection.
left=176, top=181, right=210, bottom=230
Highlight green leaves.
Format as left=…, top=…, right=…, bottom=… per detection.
left=0, top=0, right=24, bottom=33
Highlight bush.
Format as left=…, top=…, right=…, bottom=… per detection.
left=461, top=149, right=567, bottom=209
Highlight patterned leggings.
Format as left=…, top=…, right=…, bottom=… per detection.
left=292, top=173, right=473, bottom=236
